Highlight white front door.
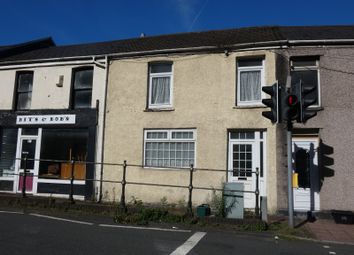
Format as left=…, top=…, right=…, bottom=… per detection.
left=228, top=131, right=266, bottom=209
left=292, top=137, right=320, bottom=211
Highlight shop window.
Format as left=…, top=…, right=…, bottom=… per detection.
left=71, top=67, right=93, bottom=109
left=15, top=71, right=33, bottom=110
left=0, top=129, right=18, bottom=178
left=39, top=129, right=88, bottom=180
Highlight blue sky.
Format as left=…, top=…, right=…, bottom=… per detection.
left=1, top=0, right=354, bottom=46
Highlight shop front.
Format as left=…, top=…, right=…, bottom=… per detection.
left=0, top=109, right=97, bottom=199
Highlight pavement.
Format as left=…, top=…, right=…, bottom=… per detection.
left=305, top=219, right=354, bottom=244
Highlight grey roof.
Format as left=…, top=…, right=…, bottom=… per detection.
left=0, top=37, right=55, bottom=59
left=1, top=25, right=354, bottom=63
left=280, top=26, right=354, bottom=40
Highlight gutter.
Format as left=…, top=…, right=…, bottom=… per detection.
left=0, top=58, right=107, bottom=70
left=288, top=39, right=354, bottom=46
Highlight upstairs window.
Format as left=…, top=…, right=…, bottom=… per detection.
left=15, top=71, right=33, bottom=110
left=237, top=58, right=264, bottom=106
left=72, top=67, right=93, bottom=109
left=291, top=57, right=320, bottom=107
left=148, top=63, right=173, bottom=108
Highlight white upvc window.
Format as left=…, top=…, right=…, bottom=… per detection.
left=237, top=58, right=265, bottom=106
left=144, top=129, right=196, bottom=168
left=148, top=63, right=173, bottom=109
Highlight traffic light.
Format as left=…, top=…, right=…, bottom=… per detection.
left=261, top=82, right=279, bottom=123
left=297, top=81, right=317, bottom=123
left=281, top=91, right=299, bottom=122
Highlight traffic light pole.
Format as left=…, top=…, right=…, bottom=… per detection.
left=287, top=120, right=294, bottom=228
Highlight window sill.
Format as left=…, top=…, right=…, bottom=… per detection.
left=143, top=166, right=190, bottom=171
left=233, top=105, right=266, bottom=109
left=37, top=178, right=85, bottom=185
left=144, top=108, right=175, bottom=112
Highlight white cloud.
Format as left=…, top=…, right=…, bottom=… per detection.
left=172, top=0, right=205, bottom=30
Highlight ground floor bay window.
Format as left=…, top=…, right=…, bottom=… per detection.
left=39, top=129, right=89, bottom=180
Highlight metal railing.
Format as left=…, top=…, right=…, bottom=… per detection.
left=1, top=157, right=261, bottom=217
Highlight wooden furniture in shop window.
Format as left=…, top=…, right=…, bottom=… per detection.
left=60, top=163, right=86, bottom=180
left=48, top=164, right=60, bottom=175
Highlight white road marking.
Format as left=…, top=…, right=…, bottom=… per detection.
left=170, top=232, right=207, bottom=255
left=29, top=213, right=93, bottom=225
left=329, top=252, right=336, bottom=255
left=0, top=210, right=24, bottom=215
left=323, top=245, right=330, bottom=249
left=99, top=224, right=191, bottom=233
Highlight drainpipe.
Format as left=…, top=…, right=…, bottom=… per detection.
left=98, top=55, right=110, bottom=203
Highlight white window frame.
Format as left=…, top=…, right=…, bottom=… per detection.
left=143, top=129, right=196, bottom=169
left=71, top=66, right=94, bottom=109
left=148, top=64, right=173, bottom=109
left=291, top=59, right=321, bottom=108
left=237, top=59, right=265, bottom=106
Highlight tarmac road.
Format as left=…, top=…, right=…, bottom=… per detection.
left=0, top=209, right=353, bottom=255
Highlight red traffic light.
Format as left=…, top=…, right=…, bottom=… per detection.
left=287, top=95, right=298, bottom=106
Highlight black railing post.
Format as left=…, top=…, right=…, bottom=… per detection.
left=119, top=160, right=127, bottom=212
left=187, top=164, right=194, bottom=216
left=255, top=167, right=260, bottom=218
left=22, top=156, right=27, bottom=198
left=69, top=158, right=75, bottom=204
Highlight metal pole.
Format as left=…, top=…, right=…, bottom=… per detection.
left=98, top=164, right=104, bottom=203
left=119, top=160, right=127, bottom=212
left=187, top=164, right=194, bottom=216
left=287, top=121, right=294, bottom=228
left=69, top=159, right=75, bottom=204
left=22, top=157, right=27, bottom=198
left=285, top=77, right=295, bottom=228
left=255, top=167, right=260, bottom=218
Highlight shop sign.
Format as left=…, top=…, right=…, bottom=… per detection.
left=16, top=114, right=76, bottom=125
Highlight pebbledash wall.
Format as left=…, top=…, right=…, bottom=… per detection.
left=102, top=50, right=284, bottom=214
left=276, top=46, right=354, bottom=212
left=0, top=60, right=107, bottom=199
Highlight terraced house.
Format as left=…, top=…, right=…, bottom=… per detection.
left=0, top=38, right=108, bottom=199
left=1, top=26, right=354, bottom=216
